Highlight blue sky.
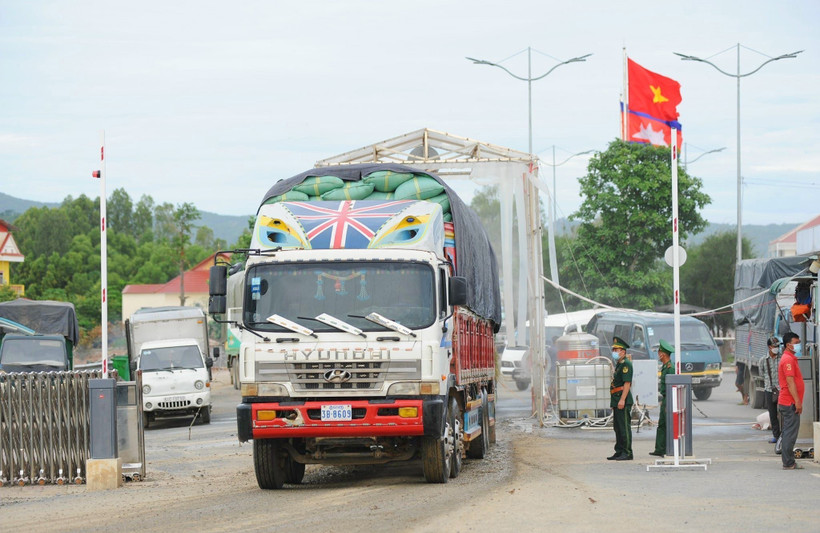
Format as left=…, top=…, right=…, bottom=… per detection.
left=1, top=1, right=817, bottom=226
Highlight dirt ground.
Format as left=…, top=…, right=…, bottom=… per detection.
left=1, top=369, right=818, bottom=532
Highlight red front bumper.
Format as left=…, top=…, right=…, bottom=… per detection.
left=250, top=399, right=425, bottom=439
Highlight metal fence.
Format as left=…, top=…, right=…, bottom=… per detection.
left=0, top=370, right=105, bottom=486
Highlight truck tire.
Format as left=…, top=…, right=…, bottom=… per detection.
left=254, top=439, right=286, bottom=490
left=142, top=412, right=151, bottom=429
left=748, top=374, right=765, bottom=409
left=448, top=397, right=463, bottom=479
left=466, top=393, right=490, bottom=459
left=285, top=439, right=306, bottom=484
left=285, top=458, right=305, bottom=485
left=515, top=379, right=529, bottom=391
left=422, top=397, right=457, bottom=483
left=693, top=387, right=712, bottom=401
left=200, top=406, right=211, bottom=425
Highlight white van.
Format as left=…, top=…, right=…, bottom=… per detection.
left=137, top=338, right=212, bottom=427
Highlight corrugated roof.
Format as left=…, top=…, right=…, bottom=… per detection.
left=770, top=214, right=820, bottom=245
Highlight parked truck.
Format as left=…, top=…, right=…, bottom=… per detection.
left=734, top=254, right=818, bottom=409
left=125, top=306, right=215, bottom=427
left=0, top=299, right=79, bottom=372
left=208, top=163, right=502, bottom=488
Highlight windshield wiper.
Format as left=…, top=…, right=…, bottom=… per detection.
left=266, top=314, right=317, bottom=338
left=311, top=313, right=366, bottom=338
left=362, top=312, right=417, bottom=338
left=142, top=368, right=174, bottom=373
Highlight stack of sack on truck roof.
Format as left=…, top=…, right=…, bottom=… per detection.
left=263, top=170, right=453, bottom=222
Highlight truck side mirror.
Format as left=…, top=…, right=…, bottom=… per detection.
left=448, top=276, right=468, bottom=307
left=209, top=265, right=227, bottom=296
left=212, top=346, right=221, bottom=359
left=205, top=357, right=214, bottom=369
left=209, top=295, right=226, bottom=315
left=130, top=360, right=137, bottom=372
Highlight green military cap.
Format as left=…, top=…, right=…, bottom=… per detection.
left=658, top=339, right=674, bottom=355
left=611, top=336, right=630, bottom=350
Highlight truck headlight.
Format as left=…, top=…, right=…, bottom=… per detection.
left=242, top=383, right=287, bottom=396
left=143, top=385, right=151, bottom=395
left=195, top=380, right=205, bottom=390
left=387, top=382, right=420, bottom=395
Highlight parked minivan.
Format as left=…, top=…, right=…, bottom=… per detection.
left=586, top=311, right=722, bottom=400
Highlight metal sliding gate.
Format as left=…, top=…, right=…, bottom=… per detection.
left=0, top=370, right=104, bottom=486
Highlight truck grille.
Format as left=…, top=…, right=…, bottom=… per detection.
left=158, top=399, right=191, bottom=409
left=256, top=360, right=421, bottom=391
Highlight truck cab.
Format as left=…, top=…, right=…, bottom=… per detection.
left=0, top=334, right=69, bottom=373
left=137, top=338, right=212, bottom=427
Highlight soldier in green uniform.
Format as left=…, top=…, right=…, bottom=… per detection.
left=608, top=336, right=634, bottom=461
left=650, top=340, right=675, bottom=457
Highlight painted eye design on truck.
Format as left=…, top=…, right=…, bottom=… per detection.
left=256, top=216, right=306, bottom=249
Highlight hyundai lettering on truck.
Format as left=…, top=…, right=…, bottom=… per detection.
left=209, top=163, right=502, bottom=488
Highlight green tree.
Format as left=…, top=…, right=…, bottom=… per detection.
left=133, top=195, right=155, bottom=242
left=172, top=203, right=201, bottom=305
left=565, top=139, right=710, bottom=309
left=108, top=188, right=134, bottom=237
left=681, top=231, right=753, bottom=335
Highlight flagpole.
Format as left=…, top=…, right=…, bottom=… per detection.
left=671, top=127, right=681, bottom=374
left=622, top=48, right=628, bottom=140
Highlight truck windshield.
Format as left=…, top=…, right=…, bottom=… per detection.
left=0, top=337, right=66, bottom=367
left=244, top=261, right=436, bottom=332
left=140, top=345, right=204, bottom=371
left=648, top=323, right=716, bottom=350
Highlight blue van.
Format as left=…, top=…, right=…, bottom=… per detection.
left=586, top=311, right=723, bottom=400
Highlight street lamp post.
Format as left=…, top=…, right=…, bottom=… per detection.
left=683, top=144, right=726, bottom=170
left=467, top=48, right=592, bottom=155
left=674, top=45, right=802, bottom=263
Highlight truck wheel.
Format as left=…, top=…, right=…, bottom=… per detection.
left=200, top=406, right=211, bottom=425
left=285, top=439, right=306, bottom=484
left=515, top=379, right=529, bottom=391
left=448, top=397, right=463, bottom=479
left=693, top=387, right=712, bottom=401
left=748, top=378, right=765, bottom=409
left=285, top=458, right=305, bottom=485
left=422, top=398, right=457, bottom=483
left=254, top=439, right=286, bottom=490
left=142, top=412, right=151, bottom=429
left=466, top=393, right=490, bottom=459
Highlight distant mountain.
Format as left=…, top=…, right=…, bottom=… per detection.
left=0, top=192, right=799, bottom=257
left=552, top=217, right=791, bottom=258
left=0, top=192, right=251, bottom=245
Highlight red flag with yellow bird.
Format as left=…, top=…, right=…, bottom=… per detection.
left=627, top=58, right=682, bottom=122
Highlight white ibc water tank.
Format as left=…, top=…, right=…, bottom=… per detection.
left=555, top=332, right=599, bottom=363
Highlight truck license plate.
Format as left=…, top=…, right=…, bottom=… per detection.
left=321, top=405, right=352, bottom=421
left=691, top=377, right=702, bottom=384
left=166, top=396, right=185, bottom=403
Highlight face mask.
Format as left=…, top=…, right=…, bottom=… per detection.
left=611, top=351, right=621, bottom=361
left=771, top=347, right=780, bottom=355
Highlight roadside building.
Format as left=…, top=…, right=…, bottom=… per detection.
left=0, top=218, right=25, bottom=296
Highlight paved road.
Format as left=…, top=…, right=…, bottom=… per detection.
left=2, top=367, right=818, bottom=532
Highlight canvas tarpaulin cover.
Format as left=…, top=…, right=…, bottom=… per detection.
left=260, top=163, right=502, bottom=330
left=0, top=299, right=80, bottom=345
left=733, top=255, right=813, bottom=330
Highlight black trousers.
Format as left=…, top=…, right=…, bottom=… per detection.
left=766, top=390, right=781, bottom=439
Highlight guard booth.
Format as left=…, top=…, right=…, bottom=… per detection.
left=117, top=375, right=146, bottom=480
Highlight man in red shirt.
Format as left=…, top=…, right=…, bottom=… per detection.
left=777, top=332, right=805, bottom=470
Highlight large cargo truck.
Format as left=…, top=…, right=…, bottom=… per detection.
left=0, top=299, right=80, bottom=372
left=209, top=163, right=502, bottom=488
left=733, top=255, right=818, bottom=409
left=126, top=306, right=215, bottom=427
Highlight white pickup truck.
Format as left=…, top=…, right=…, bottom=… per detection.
left=126, top=307, right=215, bottom=427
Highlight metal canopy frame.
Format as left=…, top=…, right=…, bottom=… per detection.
left=315, top=128, right=548, bottom=424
